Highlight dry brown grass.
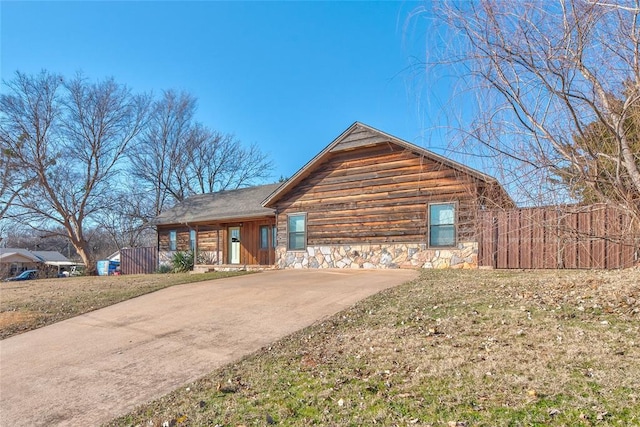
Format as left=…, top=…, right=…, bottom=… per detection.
left=109, top=269, right=640, bottom=427
left=0, top=272, right=251, bottom=339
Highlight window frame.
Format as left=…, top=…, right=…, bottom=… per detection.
left=189, top=229, right=197, bottom=251
left=169, top=230, right=177, bottom=251
left=428, top=202, right=457, bottom=248
left=287, top=213, right=307, bottom=251
left=272, top=225, right=277, bottom=248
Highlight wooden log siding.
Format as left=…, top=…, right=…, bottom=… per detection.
left=273, top=144, right=487, bottom=247
left=158, top=227, right=192, bottom=251
left=157, top=218, right=275, bottom=265
left=158, top=226, right=222, bottom=254
left=197, top=226, right=224, bottom=252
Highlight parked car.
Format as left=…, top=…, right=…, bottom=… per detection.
left=4, top=269, right=38, bottom=282
left=69, top=265, right=84, bottom=276
left=57, top=265, right=84, bottom=278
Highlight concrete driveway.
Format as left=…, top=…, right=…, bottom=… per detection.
left=0, top=269, right=417, bottom=426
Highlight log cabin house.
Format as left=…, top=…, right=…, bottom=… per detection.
left=155, top=122, right=513, bottom=270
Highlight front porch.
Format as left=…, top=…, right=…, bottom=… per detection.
left=158, top=215, right=277, bottom=270
left=192, top=263, right=277, bottom=273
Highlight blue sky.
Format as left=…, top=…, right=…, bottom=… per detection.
left=1, top=1, right=455, bottom=181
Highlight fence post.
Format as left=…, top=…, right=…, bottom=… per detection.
left=492, top=216, right=498, bottom=269
left=556, top=207, right=563, bottom=269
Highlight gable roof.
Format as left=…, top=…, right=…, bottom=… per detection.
left=262, top=122, right=512, bottom=207
left=32, top=251, right=71, bottom=263
left=155, top=183, right=280, bottom=226
left=0, top=248, right=43, bottom=263
left=0, top=249, right=71, bottom=264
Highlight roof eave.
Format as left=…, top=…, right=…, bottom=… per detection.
left=156, top=212, right=275, bottom=227
left=262, top=121, right=509, bottom=207
left=262, top=122, right=365, bottom=207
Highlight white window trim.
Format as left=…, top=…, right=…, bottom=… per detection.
left=169, top=230, right=177, bottom=251
left=428, top=202, right=457, bottom=248
left=287, top=212, right=307, bottom=251
left=271, top=225, right=277, bottom=249
left=189, top=229, right=197, bottom=251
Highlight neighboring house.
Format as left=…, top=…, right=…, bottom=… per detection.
left=0, top=248, right=42, bottom=278
left=155, top=122, right=513, bottom=270
left=0, top=248, right=75, bottom=278
left=106, top=251, right=121, bottom=263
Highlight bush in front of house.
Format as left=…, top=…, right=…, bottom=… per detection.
left=155, top=264, right=173, bottom=274
left=171, top=251, right=194, bottom=273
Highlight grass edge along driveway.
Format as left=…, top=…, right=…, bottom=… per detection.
left=1, top=269, right=417, bottom=427
left=0, top=271, right=253, bottom=339
left=109, top=268, right=640, bottom=427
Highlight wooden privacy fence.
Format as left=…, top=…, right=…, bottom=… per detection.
left=120, top=247, right=158, bottom=275
left=478, top=204, right=639, bottom=269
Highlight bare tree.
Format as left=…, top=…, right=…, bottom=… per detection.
left=422, top=0, right=640, bottom=221
left=183, top=125, right=273, bottom=194
left=95, top=191, right=157, bottom=250
left=0, top=135, right=36, bottom=220
left=0, top=71, right=149, bottom=273
left=130, top=90, right=273, bottom=216
left=129, top=90, right=196, bottom=216
left=565, top=92, right=640, bottom=204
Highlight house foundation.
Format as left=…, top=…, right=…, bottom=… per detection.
left=277, top=242, right=478, bottom=270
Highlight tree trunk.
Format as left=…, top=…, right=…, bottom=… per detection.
left=73, top=238, right=96, bottom=275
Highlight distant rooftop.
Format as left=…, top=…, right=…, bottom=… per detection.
left=0, top=248, right=71, bottom=264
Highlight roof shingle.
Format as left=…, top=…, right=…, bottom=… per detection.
left=154, top=183, right=281, bottom=226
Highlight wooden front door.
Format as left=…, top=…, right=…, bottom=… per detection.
left=229, top=227, right=241, bottom=264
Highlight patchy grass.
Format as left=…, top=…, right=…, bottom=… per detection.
left=107, top=269, right=640, bottom=427
left=0, top=271, right=252, bottom=339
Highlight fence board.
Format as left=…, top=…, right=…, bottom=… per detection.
left=577, top=210, right=591, bottom=268
left=530, top=209, right=542, bottom=268
left=507, top=210, right=521, bottom=268
left=478, top=204, right=638, bottom=269
left=606, top=209, right=622, bottom=269
left=563, top=212, right=578, bottom=269
left=120, top=247, right=158, bottom=275
left=520, top=209, right=533, bottom=269
left=591, top=207, right=606, bottom=269
left=545, top=209, right=559, bottom=269
left=478, top=211, right=495, bottom=267
left=622, top=212, right=636, bottom=267
left=497, top=213, right=508, bottom=268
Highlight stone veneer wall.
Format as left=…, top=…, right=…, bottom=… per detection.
left=158, top=250, right=174, bottom=268
left=277, top=242, right=478, bottom=270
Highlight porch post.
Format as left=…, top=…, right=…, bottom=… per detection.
left=217, top=228, right=221, bottom=265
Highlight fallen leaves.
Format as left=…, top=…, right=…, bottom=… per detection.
left=107, top=269, right=640, bottom=427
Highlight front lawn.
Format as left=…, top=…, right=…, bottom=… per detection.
left=108, top=268, right=639, bottom=426
left=0, top=271, right=252, bottom=339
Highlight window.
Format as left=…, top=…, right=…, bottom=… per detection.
left=287, top=213, right=306, bottom=250
left=190, top=229, right=197, bottom=251
left=429, top=203, right=456, bottom=247
left=260, top=225, right=278, bottom=249
left=272, top=226, right=277, bottom=248
left=260, top=226, right=269, bottom=249
left=169, top=230, right=177, bottom=251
